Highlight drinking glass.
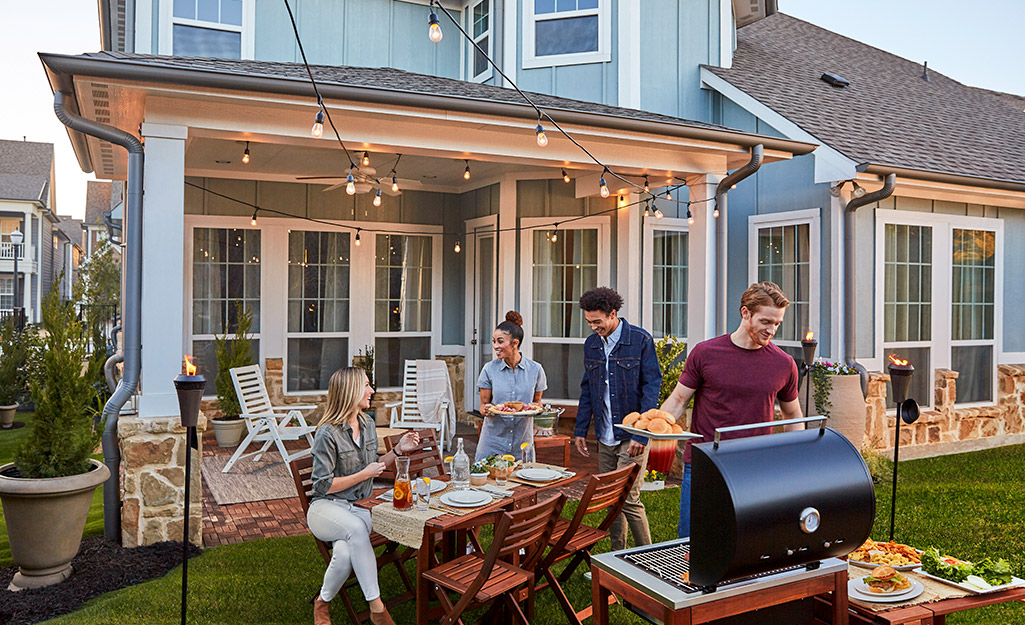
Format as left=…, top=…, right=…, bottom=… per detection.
left=493, top=458, right=510, bottom=488
left=520, top=442, right=536, bottom=466
left=415, top=477, right=431, bottom=511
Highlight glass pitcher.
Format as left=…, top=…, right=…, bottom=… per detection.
left=393, top=456, right=412, bottom=510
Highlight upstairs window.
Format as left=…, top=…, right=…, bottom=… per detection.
left=170, top=0, right=246, bottom=59
left=525, top=0, right=610, bottom=68
left=470, top=0, right=492, bottom=81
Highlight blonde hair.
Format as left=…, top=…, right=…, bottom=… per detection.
left=319, top=367, right=367, bottom=427
left=740, top=281, right=790, bottom=314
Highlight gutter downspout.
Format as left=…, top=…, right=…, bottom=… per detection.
left=54, top=91, right=143, bottom=544
left=715, top=144, right=764, bottom=335
left=844, top=173, right=896, bottom=396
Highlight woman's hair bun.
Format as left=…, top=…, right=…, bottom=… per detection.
left=505, top=310, right=523, bottom=326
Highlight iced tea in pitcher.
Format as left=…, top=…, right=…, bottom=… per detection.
left=393, top=456, right=412, bottom=510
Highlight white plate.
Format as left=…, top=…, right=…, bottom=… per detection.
left=847, top=579, right=924, bottom=603
left=440, top=491, right=492, bottom=508
left=515, top=468, right=563, bottom=482
left=914, top=569, right=1025, bottom=595
left=850, top=555, right=922, bottom=572
left=613, top=424, right=704, bottom=440
left=852, top=576, right=918, bottom=598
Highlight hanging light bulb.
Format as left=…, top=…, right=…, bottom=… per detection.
left=666, top=188, right=672, bottom=201
left=851, top=181, right=867, bottom=198
left=643, top=203, right=650, bottom=218
left=373, top=188, right=382, bottom=207
left=250, top=210, right=258, bottom=226
left=562, top=169, right=570, bottom=183
left=362, top=151, right=371, bottom=167
left=551, top=228, right=558, bottom=243
left=354, top=230, right=361, bottom=246
left=713, top=207, right=720, bottom=218
left=687, top=209, right=694, bottom=226
left=391, top=175, right=399, bottom=193
left=643, top=176, right=649, bottom=193
left=535, top=121, right=548, bottom=147
left=242, top=141, right=251, bottom=165
left=463, top=160, right=471, bottom=180
left=599, top=168, right=609, bottom=198
left=454, top=239, right=461, bottom=253
left=428, top=5, right=443, bottom=42
left=346, top=171, right=356, bottom=195
left=311, top=110, right=324, bottom=137
left=654, top=208, right=664, bottom=219
left=731, top=184, right=737, bottom=190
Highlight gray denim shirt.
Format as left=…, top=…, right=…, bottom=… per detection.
left=310, top=413, right=379, bottom=503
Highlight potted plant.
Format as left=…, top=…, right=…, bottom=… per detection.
left=211, top=303, right=255, bottom=447
left=809, top=360, right=866, bottom=448
left=469, top=462, right=489, bottom=486
left=0, top=317, right=30, bottom=429
left=640, top=469, right=666, bottom=491
left=0, top=288, right=108, bottom=590
left=352, top=345, right=377, bottom=422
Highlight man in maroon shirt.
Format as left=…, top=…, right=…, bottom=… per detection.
left=660, top=281, right=802, bottom=538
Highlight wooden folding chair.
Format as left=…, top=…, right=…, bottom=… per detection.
left=537, top=464, right=640, bottom=625
left=423, top=494, right=566, bottom=625
left=385, top=360, right=449, bottom=452
left=287, top=455, right=415, bottom=624
left=221, top=364, right=317, bottom=473
left=380, top=430, right=447, bottom=480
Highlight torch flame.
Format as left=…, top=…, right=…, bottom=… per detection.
left=805, top=330, right=814, bottom=341
left=888, top=354, right=909, bottom=367
left=184, top=355, right=197, bottom=376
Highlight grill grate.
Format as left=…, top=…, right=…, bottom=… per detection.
left=617, top=541, right=811, bottom=594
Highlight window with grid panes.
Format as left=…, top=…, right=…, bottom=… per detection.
left=528, top=0, right=606, bottom=65
left=756, top=223, right=810, bottom=347
left=191, top=227, right=260, bottom=394
left=172, top=0, right=243, bottom=58
left=532, top=228, right=597, bottom=398
left=652, top=230, right=687, bottom=339
left=951, top=228, right=996, bottom=403
left=471, top=0, right=491, bottom=79
left=883, top=223, right=932, bottom=409
left=0, top=276, right=12, bottom=310
left=375, top=234, right=432, bottom=388
left=286, top=231, right=350, bottom=392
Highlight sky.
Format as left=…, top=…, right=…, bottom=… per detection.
left=1, top=1, right=1022, bottom=219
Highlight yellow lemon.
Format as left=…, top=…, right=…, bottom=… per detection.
left=501, top=454, right=516, bottom=462
left=394, top=489, right=405, bottom=501
left=423, top=477, right=431, bottom=485
left=520, top=442, right=530, bottom=449
left=444, top=456, right=453, bottom=463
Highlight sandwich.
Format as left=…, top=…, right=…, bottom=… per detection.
left=863, top=565, right=912, bottom=593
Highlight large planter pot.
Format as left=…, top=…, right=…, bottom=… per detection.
left=0, top=458, right=110, bottom=590
left=211, top=418, right=246, bottom=447
left=815, top=374, right=867, bottom=449
left=0, top=402, right=17, bottom=429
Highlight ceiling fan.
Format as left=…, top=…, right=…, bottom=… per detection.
left=296, top=166, right=422, bottom=195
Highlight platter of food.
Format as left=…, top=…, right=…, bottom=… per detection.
left=613, top=409, right=702, bottom=440
left=848, top=569, right=924, bottom=604
left=848, top=538, right=923, bottom=571
left=614, top=424, right=703, bottom=440
left=486, top=401, right=544, bottom=416
left=915, top=548, right=1023, bottom=594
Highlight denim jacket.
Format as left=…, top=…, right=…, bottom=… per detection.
left=575, top=318, right=662, bottom=445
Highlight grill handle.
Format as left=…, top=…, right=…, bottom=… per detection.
left=713, top=416, right=827, bottom=447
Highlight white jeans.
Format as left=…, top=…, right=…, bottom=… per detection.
left=307, top=498, right=379, bottom=602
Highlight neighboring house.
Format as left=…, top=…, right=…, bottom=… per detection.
left=55, top=214, right=86, bottom=301
left=84, top=180, right=112, bottom=256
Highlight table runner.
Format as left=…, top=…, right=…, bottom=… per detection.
left=847, top=564, right=972, bottom=612
left=371, top=503, right=443, bottom=549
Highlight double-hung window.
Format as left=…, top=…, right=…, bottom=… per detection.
left=0, top=276, right=13, bottom=311
left=191, top=227, right=261, bottom=395
left=469, top=0, right=493, bottom=81
left=374, top=234, right=434, bottom=388
left=169, top=0, right=249, bottom=59
left=286, top=231, right=350, bottom=392
left=748, top=210, right=820, bottom=364
left=525, top=0, right=610, bottom=68
left=950, top=228, right=996, bottom=403
left=643, top=219, right=688, bottom=341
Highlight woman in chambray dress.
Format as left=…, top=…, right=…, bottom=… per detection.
left=475, top=311, right=548, bottom=461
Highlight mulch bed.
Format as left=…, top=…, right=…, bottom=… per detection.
left=0, top=537, right=201, bottom=625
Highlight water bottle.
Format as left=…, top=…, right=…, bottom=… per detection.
left=451, top=437, right=470, bottom=491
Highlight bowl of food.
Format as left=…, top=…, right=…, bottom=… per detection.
left=469, top=462, right=489, bottom=486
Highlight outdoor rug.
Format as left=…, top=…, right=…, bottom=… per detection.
left=201, top=451, right=298, bottom=505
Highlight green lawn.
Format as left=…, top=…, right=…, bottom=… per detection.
left=17, top=443, right=1025, bottom=625
left=0, top=412, right=106, bottom=567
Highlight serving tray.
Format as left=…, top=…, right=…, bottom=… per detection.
left=614, top=424, right=703, bottom=440
left=913, top=569, right=1025, bottom=595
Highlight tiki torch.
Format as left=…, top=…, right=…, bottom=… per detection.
left=174, top=355, right=204, bottom=625
left=801, top=331, right=818, bottom=419
left=887, top=354, right=920, bottom=542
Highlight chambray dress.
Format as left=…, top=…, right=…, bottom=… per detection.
left=475, top=356, right=547, bottom=461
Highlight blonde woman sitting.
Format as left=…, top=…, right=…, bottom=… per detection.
left=308, top=367, right=419, bottom=625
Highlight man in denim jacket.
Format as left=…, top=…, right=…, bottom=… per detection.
left=574, top=287, right=662, bottom=550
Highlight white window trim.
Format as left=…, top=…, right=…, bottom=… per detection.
left=747, top=208, right=821, bottom=348
left=159, top=0, right=255, bottom=59
left=463, top=215, right=498, bottom=410
left=518, top=215, right=610, bottom=400
left=642, top=217, right=688, bottom=341
left=467, top=0, right=494, bottom=82
left=523, top=0, right=611, bottom=69
left=873, top=210, right=1004, bottom=410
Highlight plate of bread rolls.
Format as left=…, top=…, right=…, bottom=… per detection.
left=614, top=409, right=703, bottom=440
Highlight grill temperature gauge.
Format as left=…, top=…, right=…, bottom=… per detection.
left=799, top=507, right=820, bottom=534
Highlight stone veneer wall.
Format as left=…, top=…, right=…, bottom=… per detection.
left=865, top=365, right=1025, bottom=452
left=119, top=414, right=207, bottom=547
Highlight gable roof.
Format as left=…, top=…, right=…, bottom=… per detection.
left=0, top=139, right=54, bottom=206
left=85, top=180, right=112, bottom=226
left=704, top=13, right=1025, bottom=187
left=55, top=214, right=84, bottom=247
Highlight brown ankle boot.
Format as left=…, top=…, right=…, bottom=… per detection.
left=368, top=608, right=396, bottom=625
left=313, top=596, right=332, bottom=625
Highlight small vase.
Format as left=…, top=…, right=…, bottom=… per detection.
left=211, top=418, right=245, bottom=447
left=470, top=473, right=489, bottom=486
left=0, top=403, right=17, bottom=429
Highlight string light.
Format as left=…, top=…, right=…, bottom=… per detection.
left=731, top=184, right=737, bottom=190
left=463, top=160, right=471, bottom=180
left=355, top=229, right=361, bottom=246
left=242, top=141, right=250, bottom=165
left=643, top=176, right=649, bottom=193
left=428, top=2, right=443, bottom=42
left=551, top=228, right=558, bottom=243
left=454, top=239, right=461, bottom=253
left=373, top=188, right=382, bottom=207
left=250, top=210, right=258, bottom=226
left=345, top=171, right=356, bottom=195
left=666, top=188, right=672, bottom=201
left=311, top=110, right=324, bottom=137
left=391, top=175, right=399, bottom=193
left=362, top=151, right=371, bottom=166
left=535, top=120, right=548, bottom=147
left=562, top=169, right=570, bottom=183
left=713, top=207, right=720, bottom=218
left=654, top=207, right=664, bottom=219
left=643, top=203, right=650, bottom=218
left=687, top=209, right=694, bottom=226
left=599, top=168, right=609, bottom=198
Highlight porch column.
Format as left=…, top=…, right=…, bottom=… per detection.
left=497, top=175, right=517, bottom=315
left=617, top=192, right=641, bottom=322
left=138, top=123, right=187, bottom=418
left=687, top=175, right=719, bottom=344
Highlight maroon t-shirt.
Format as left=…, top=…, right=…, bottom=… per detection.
left=679, top=334, right=799, bottom=463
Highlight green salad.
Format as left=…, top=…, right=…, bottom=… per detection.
left=921, top=547, right=1013, bottom=586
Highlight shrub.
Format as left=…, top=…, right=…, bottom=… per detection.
left=214, top=303, right=255, bottom=419
left=655, top=335, right=686, bottom=405
left=809, top=360, right=859, bottom=418
left=0, top=317, right=31, bottom=406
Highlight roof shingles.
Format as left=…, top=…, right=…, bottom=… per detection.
left=0, top=140, right=54, bottom=205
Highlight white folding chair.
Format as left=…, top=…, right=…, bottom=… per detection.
left=386, top=360, right=449, bottom=452
left=221, top=364, right=318, bottom=473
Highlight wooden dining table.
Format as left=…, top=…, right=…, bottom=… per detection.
left=356, top=470, right=585, bottom=624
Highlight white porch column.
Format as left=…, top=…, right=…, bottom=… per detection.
left=497, top=176, right=517, bottom=315
left=138, top=123, right=187, bottom=418
left=617, top=193, right=641, bottom=322
left=687, top=175, right=719, bottom=345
